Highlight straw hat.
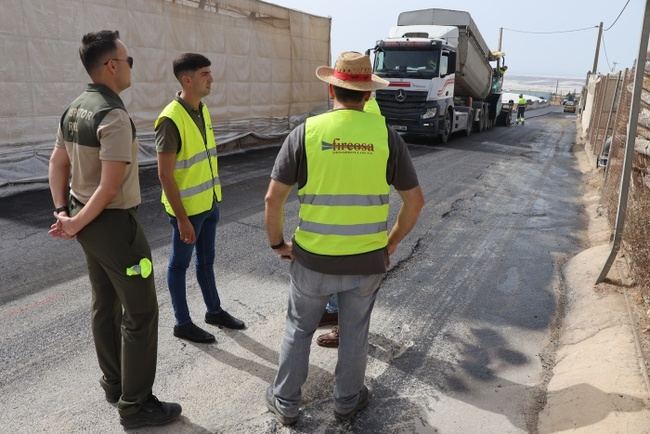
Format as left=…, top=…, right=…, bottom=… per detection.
left=316, top=51, right=389, bottom=91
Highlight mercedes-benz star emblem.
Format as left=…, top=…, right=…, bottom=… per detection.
left=395, top=89, right=406, bottom=103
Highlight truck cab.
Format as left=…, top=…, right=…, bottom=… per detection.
left=372, top=9, right=504, bottom=142
left=373, top=26, right=459, bottom=139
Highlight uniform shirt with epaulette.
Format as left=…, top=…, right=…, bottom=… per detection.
left=55, top=83, right=140, bottom=209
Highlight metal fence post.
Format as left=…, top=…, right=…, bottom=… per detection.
left=603, top=69, right=630, bottom=187
left=593, top=75, right=610, bottom=146
left=589, top=77, right=604, bottom=145
left=597, top=71, right=623, bottom=159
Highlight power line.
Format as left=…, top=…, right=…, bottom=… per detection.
left=601, top=34, right=613, bottom=71
left=604, top=0, right=631, bottom=31
left=503, top=0, right=629, bottom=36
left=503, top=25, right=598, bottom=35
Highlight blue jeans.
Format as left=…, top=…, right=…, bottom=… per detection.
left=517, top=106, right=526, bottom=120
left=167, top=204, right=222, bottom=326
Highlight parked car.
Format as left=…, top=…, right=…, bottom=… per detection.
left=563, top=101, right=576, bottom=113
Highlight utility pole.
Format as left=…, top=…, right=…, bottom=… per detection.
left=498, top=27, right=503, bottom=51
left=612, top=61, right=618, bottom=72
left=597, top=1, right=650, bottom=283
left=497, top=27, right=504, bottom=70
left=592, top=21, right=603, bottom=74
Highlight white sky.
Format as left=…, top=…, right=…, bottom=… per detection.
left=266, top=0, right=644, bottom=78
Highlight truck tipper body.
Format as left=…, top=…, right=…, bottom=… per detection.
left=373, top=8, right=508, bottom=142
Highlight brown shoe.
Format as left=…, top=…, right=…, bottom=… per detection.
left=318, top=311, right=338, bottom=327
left=316, top=326, right=339, bottom=348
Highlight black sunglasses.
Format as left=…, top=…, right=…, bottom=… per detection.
left=104, top=56, right=133, bottom=68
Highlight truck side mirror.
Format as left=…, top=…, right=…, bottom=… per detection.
left=440, top=50, right=456, bottom=77
left=448, top=52, right=456, bottom=74
left=440, top=51, right=449, bottom=76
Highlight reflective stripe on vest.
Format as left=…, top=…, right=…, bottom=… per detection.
left=298, top=193, right=389, bottom=206
left=298, top=219, right=388, bottom=236
left=175, top=147, right=218, bottom=170
left=179, top=176, right=221, bottom=198
left=155, top=100, right=222, bottom=216
left=294, top=109, right=390, bottom=256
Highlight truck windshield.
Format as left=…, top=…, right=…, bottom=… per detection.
left=374, top=49, right=440, bottom=79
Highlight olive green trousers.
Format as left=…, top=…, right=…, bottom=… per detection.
left=72, top=201, right=158, bottom=416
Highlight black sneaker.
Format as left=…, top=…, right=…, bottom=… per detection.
left=205, top=310, right=246, bottom=330
left=119, top=395, right=182, bottom=429
left=265, top=386, right=298, bottom=426
left=173, top=322, right=216, bottom=343
left=335, top=386, right=369, bottom=422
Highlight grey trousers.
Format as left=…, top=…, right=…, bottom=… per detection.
left=272, top=260, right=384, bottom=415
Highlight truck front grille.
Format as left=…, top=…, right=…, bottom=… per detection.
left=376, top=90, right=428, bottom=121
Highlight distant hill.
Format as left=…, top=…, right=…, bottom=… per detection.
left=504, top=74, right=586, bottom=96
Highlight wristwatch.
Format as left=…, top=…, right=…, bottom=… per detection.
left=54, top=205, right=68, bottom=214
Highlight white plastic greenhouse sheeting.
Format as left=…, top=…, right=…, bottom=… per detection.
left=0, top=0, right=330, bottom=189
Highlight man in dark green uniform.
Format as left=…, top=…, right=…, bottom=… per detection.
left=48, top=30, right=181, bottom=429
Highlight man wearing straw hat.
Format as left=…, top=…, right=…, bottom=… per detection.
left=264, top=51, right=424, bottom=425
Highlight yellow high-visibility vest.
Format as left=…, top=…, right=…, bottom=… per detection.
left=364, top=97, right=382, bottom=115
left=155, top=100, right=221, bottom=216
left=294, top=109, right=390, bottom=256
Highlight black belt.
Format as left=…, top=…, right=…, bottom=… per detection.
left=69, top=195, right=138, bottom=213
left=70, top=195, right=85, bottom=207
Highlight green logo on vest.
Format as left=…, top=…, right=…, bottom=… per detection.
left=321, top=139, right=375, bottom=154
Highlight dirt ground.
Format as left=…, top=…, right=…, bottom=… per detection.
left=578, top=133, right=650, bottom=399
left=537, top=137, right=650, bottom=433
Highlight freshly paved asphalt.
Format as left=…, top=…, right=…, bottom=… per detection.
left=0, top=108, right=584, bottom=433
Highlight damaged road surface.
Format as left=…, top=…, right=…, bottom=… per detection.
left=0, top=109, right=584, bottom=433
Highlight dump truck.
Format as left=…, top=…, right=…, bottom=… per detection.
left=372, top=8, right=508, bottom=142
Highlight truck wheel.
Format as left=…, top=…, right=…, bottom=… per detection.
left=482, top=107, right=488, bottom=130
left=439, top=111, right=452, bottom=144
